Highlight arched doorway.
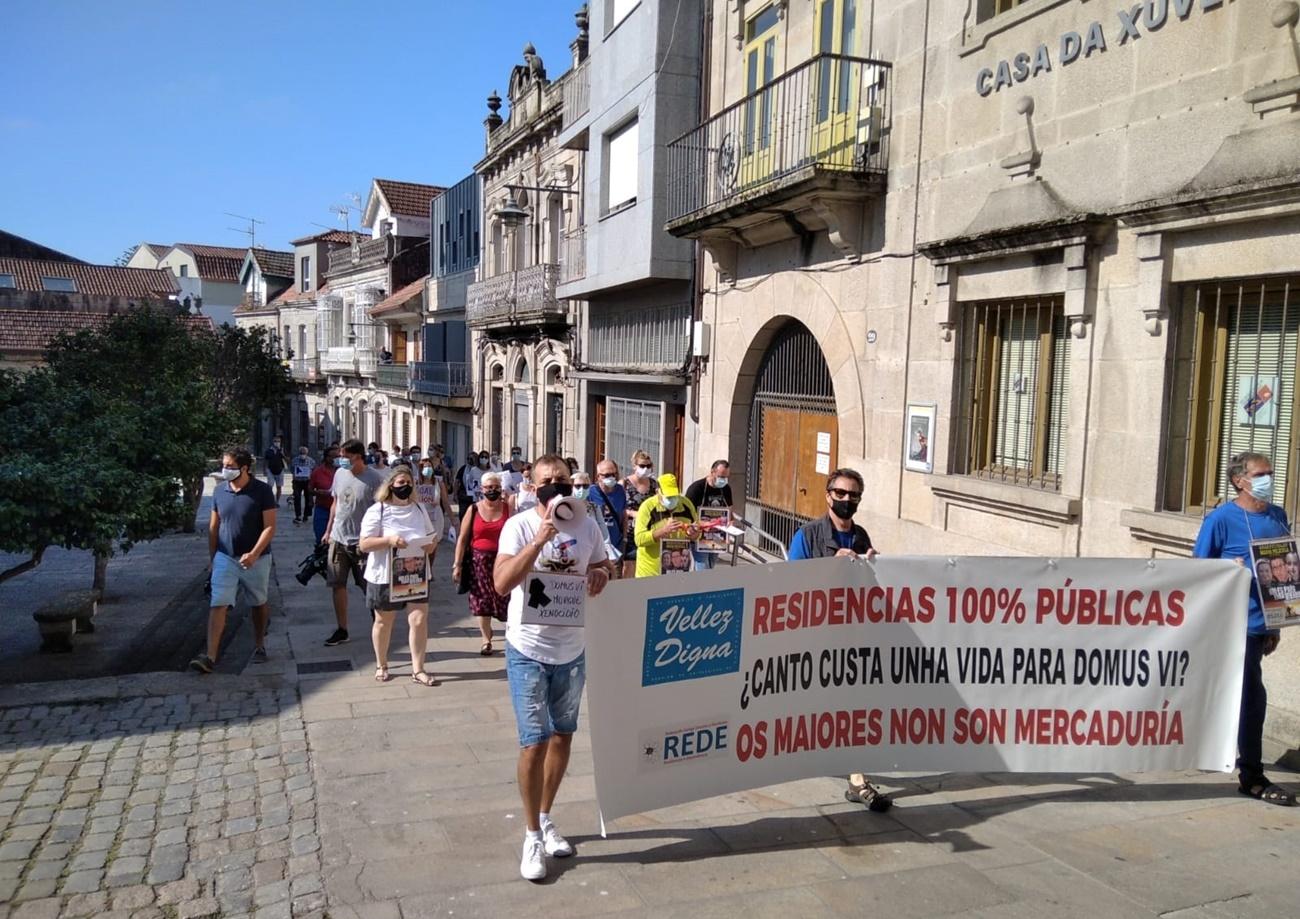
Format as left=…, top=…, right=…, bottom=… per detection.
left=745, top=320, right=838, bottom=551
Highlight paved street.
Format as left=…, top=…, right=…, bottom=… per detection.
left=4, top=508, right=1300, bottom=917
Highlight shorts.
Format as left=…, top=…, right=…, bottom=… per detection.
left=506, top=644, right=585, bottom=747
left=366, top=580, right=411, bottom=612
left=266, top=470, right=283, bottom=488
left=326, top=541, right=366, bottom=589
left=210, top=551, right=272, bottom=608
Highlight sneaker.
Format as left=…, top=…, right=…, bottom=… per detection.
left=520, top=835, right=547, bottom=881
left=542, top=822, right=574, bottom=858
left=188, top=654, right=214, bottom=674
left=252, top=647, right=268, bottom=663
left=324, top=628, right=349, bottom=647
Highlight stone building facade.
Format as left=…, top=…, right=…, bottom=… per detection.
left=669, top=0, right=1300, bottom=562
left=470, top=37, right=588, bottom=460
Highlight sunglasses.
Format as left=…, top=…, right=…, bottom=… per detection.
left=828, top=487, right=862, bottom=500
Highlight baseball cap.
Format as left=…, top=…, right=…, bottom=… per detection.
left=658, top=473, right=682, bottom=497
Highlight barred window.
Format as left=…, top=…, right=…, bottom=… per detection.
left=975, top=0, right=1031, bottom=23
left=954, top=296, right=1071, bottom=491
left=606, top=398, right=662, bottom=472
left=1163, top=276, right=1299, bottom=516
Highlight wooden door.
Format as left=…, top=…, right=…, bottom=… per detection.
left=593, top=397, right=607, bottom=469
left=756, top=405, right=838, bottom=520
left=672, top=403, right=685, bottom=480
left=796, top=412, right=838, bottom=518
left=393, top=331, right=407, bottom=365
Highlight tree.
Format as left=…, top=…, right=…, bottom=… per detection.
left=0, top=307, right=293, bottom=592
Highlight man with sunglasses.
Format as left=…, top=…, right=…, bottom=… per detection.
left=787, top=468, right=890, bottom=812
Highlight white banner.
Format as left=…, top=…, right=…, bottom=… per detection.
left=586, top=556, right=1249, bottom=826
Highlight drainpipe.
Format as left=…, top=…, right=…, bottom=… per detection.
left=894, top=0, right=931, bottom=520
left=689, top=0, right=714, bottom=427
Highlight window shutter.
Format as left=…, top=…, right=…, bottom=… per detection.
left=1046, top=314, right=1071, bottom=477
left=607, top=120, right=639, bottom=210
left=1215, top=288, right=1297, bottom=505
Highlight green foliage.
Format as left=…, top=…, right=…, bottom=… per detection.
left=0, top=308, right=292, bottom=579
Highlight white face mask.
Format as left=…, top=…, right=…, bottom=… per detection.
left=600, top=475, right=618, bottom=488
left=714, top=476, right=729, bottom=488
left=218, top=467, right=240, bottom=481
left=662, top=495, right=680, bottom=510
left=636, top=465, right=652, bottom=477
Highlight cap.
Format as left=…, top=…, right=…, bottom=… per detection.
left=658, top=473, right=681, bottom=497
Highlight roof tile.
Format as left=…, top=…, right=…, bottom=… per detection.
left=0, top=258, right=178, bottom=298
left=375, top=179, right=446, bottom=218
left=0, top=309, right=213, bottom=356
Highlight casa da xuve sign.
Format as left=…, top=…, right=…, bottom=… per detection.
left=976, top=0, right=1226, bottom=97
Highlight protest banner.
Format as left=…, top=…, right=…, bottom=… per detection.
left=585, top=555, right=1249, bottom=826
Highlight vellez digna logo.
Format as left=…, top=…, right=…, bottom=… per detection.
left=641, top=588, right=743, bottom=687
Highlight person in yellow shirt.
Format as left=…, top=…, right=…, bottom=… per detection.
left=633, top=473, right=699, bottom=577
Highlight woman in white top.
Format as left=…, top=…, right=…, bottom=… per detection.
left=415, top=460, right=455, bottom=556
left=358, top=466, right=439, bottom=686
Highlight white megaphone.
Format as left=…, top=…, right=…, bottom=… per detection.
left=547, top=494, right=587, bottom=534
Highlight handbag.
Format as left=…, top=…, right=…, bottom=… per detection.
left=456, top=504, right=476, bottom=595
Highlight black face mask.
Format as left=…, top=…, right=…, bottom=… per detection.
left=535, top=481, right=573, bottom=506
left=483, top=489, right=502, bottom=501
left=391, top=484, right=413, bottom=500
left=830, top=498, right=860, bottom=520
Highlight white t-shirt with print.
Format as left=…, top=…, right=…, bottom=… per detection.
left=358, top=501, right=435, bottom=586
left=499, top=509, right=608, bottom=665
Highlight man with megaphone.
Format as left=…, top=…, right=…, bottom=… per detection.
left=493, top=454, right=615, bottom=881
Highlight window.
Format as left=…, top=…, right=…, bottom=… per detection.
left=298, top=325, right=307, bottom=360
left=179, top=265, right=188, bottom=278
left=976, top=0, right=1031, bottom=23
left=606, top=397, right=662, bottom=471
left=0, top=274, right=14, bottom=289
left=1163, top=276, right=1300, bottom=516
left=301, top=256, right=311, bottom=292
left=608, top=0, right=639, bottom=33
left=605, top=118, right=639, bottom=213
left=40, top=276, right=77, bottom=292
left=954, top=297, right=1071, bottom=490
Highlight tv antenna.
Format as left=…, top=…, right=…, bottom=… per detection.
left=225, top=212, right=264, bottom=248
left=331, top=193, right=363, bottom=234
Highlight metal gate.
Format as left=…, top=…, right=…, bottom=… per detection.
left=745, top=321, right=838, bottom=552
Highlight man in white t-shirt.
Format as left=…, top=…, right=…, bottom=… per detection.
left=494, top=453, right=612, bottom=881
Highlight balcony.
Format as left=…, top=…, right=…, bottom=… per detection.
left=466, top=264, right=567, bottom=331
left=412, top=361, right=472, bottom=400
left=320, top=347, right=378, bottom=377
left=375, top=363, right=411, bottom=392
left=560, top=228, right=586, bottom=284
left=665, top=54, right=891, bottom=260
left=289, top=356, right=322, bottom=383
left=327, top=236, right=393, bottom=275
left=563, top=59, right=589, bottom=124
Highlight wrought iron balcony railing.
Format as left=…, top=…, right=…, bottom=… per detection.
left=666, top=54, right=891, bottom=225
left=412, top=361, right=472, bottom=399
left=466, top=264, right=566, bottom=328
left=375, top=363, right=411, bottom=392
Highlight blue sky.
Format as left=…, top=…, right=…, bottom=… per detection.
left=1, top=1, right=579, bottom=264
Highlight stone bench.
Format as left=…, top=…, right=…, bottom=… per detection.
left=32, top=590, right=99, bottom=652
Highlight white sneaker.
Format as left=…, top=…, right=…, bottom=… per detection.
left=520, top=835, right=547, bottom=881
left=542, top=822, right=574, bottom=858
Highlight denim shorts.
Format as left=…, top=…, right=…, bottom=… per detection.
left=210, top=552, right=271, bottom=608
left=505, top=644, right=586, bottom=747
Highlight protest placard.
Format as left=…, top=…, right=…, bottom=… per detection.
left=521, top=571, right=587, bottom=627
left=697, top=508, right=731, bottom=554
left=389, top=544, right=430, bottom=603
left=585, top=555, right=1249, bottom=827
left=660, top=539, right=693, bottom=574
left=1248, top=536, right=1300, bottom=629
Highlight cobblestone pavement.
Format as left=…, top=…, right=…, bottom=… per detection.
left=0, top=687, right=322, bottom=919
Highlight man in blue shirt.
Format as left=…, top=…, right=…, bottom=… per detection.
left=591, top=458, right=628, bottom=570
left=787, top=468, right=888, bottom=811
left=1193, top=450, right=1294, bottom=805
left=192, top=448, right=278, bottom=673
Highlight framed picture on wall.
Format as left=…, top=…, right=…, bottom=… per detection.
left=904, top=403, right=936, bottom=474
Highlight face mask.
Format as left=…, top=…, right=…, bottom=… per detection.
left=662, top=495, right=680, bottom=510
left=573, top=486, right=590, bottom=500
left=391, top=484, right=413, bottom=500
left=831, top=498, right=860, bottom=519
left=636, top=465, right=652, bottom=477
left=335, top=457, right=350, bottom=468
left=601, top=476, right=618, bottom=488
left=1249, top=474, right=1275, bottom=504
left=218, top=468, right=239, bottom=481
left=536, top=481, right=574, bottom=506
left=421, top=466, right=433, bottom=477
left=511, top=451, right=522, bottom=460
left=715, top=476, right=729, bottom=488
left=483, top=489, right=502, bottom=501
left=478, top=458, right=489, bottom=468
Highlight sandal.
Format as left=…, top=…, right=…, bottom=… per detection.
left=374, top=667, right=391, bottom=683
left=1239, top=782, right=1297, bottom=806
left=480, top=641, right=494, bottom=656
left=845, top=775, right=894, bottom=812
left=411, top=671, right=439, bottom=687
